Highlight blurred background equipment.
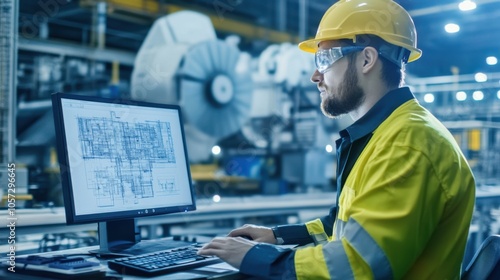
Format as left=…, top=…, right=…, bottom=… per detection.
left=131, top=10, right=253, bottom=163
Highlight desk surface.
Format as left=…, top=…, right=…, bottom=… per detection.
left=1, top=244, right=243, bottom=280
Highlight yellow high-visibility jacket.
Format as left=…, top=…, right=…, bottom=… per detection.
left=294, top=99, right=476, bottom=279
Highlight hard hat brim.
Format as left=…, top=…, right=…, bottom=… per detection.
left=298, top=38, right=321, bottom=53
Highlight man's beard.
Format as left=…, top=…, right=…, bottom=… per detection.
left=321, top=60, right=365, bottom=118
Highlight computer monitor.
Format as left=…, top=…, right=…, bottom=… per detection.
left=51, top=92, right=196, bottom=255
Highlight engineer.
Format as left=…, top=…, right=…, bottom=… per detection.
left=199, top=0, right=476, bottom=279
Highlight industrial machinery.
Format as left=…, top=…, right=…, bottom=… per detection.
left=131, top=11, right=253, bottom=163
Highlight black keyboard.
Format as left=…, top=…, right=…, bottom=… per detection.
left=107, top=244, right=222, bottom=276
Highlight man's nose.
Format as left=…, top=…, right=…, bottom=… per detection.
left=311, top=69, right=323, bottom=83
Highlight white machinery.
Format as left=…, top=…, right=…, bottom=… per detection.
left=257, top=42, right=313, bottom=89
left=245, top=42, right=325, bottom=150
left=131, top=11, right=253, bottom=162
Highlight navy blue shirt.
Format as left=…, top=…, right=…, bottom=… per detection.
left=239, top=87, right=415, bottom=279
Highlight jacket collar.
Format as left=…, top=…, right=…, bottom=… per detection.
left=340, top=87, right=415, bottom=141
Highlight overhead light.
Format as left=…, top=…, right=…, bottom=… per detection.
left=459, top=0, right=477, bottom=11
left=212, top=194, right=221, bottom=203
left=472, top=90, right=484, bottom=101
left=325, top=144, right=333, bottom=153
left=211, top=145, right=221, bottom=155
left=486, top=56, right=498, bottom=65
left=456, top=91, right=467, bottom=101
left=445, top=23, right=460, bottom=33
left=475, top=72, right=488, bottom=82
left=424, top=93, right=435, bottom=103
left=497, top=90, right=500, bottom=100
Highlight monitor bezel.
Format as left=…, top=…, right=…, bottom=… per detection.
left=51, top=92, right=196, bottom=225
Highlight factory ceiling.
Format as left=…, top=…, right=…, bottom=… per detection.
left=18, top=0, right=500, bottom=78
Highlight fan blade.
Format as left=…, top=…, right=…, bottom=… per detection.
left=180, top=80, right=209, bottom=124
left=225, top=47, right=240, bottom=72
left=179, top=56, right=208, bottom=82
left=216, top=41, right=230, bottom=73
left=193, top=42, right=216, bottom=74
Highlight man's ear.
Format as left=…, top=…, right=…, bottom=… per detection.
left=360, top=47, right=379, bottom=73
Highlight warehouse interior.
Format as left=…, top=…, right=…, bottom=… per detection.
left=1, top=0, right=500, bottom=278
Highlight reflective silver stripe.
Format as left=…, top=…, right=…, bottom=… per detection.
left=345, top=218, right=393, bottom=280
left=334, top=219, right=347, bottom=239
left=323, top=240, right=354, bottom=279
left=311, top=232, right=329, bottom=245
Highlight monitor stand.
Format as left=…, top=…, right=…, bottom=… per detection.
left=89, top=219, right=193, bottom=257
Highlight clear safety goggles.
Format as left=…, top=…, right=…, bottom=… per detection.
left=315, top=46, right=365, bottom=74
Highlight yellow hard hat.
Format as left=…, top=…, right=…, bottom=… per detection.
left=298, top=0, right=422, bottom=63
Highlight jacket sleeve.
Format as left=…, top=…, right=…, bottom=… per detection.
left=239, top=243, right=297, bottom=279
left=320, top=205, right=337, bottom=236
left=275, top=205, right=337, bottom=245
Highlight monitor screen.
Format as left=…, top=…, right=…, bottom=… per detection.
left=52, top=92, right=196, bottom=226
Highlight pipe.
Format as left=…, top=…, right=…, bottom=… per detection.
left=277, top=0, right=286, bottom=32
left=97, top=1, right=107, bottom=49
left=298, top=0, right=307, bottom=41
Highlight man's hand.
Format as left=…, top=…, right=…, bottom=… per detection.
left=197, top=237, right=256, bottom=269
left=227, top=224, right=276, bottom=244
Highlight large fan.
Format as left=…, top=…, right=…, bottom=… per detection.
left=178, top=40, right=253, bottom=139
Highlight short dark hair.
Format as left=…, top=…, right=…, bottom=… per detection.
left=380, top=54, right=405, bottom=88
left=340, top=36, right=405, bottom=88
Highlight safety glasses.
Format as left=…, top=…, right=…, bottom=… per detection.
left=315, top=46, right=365, bottom=74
